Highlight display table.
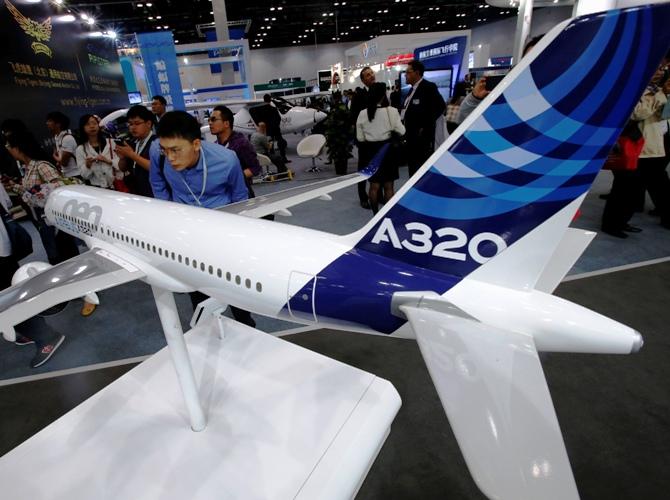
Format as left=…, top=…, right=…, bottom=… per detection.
left=0, top=316, right=401, bottom=500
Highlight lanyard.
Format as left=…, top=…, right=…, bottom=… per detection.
left=179, top=151, right=208, bottom=206
left=134, top=135, right=151, bottom=155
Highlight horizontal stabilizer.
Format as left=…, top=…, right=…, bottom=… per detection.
left=0, top=249, right=145, bottom=341
left=401, top=303, right=579, bottom=500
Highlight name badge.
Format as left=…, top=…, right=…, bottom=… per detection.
left=412, top=99, right=420, bottom=105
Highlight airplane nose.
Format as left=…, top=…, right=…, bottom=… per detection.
left=314, top=110, right=327, bottom=123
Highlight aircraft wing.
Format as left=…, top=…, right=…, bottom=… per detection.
left=400, top=301, right=579, bottom=500
left=0, top=248, right=145, bottom=341
left=218, top=145, right=388, bottom=218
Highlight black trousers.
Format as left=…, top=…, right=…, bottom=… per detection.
left=356, top=144, right=369, bottom=204
left=271, top=133, right=287, bottom=159
left=406, top=135, right=434, bottom=178
left=636, top=157, right=670, bottom=221
left=602, top=169, right=641, bottom=231
left=189, top=291, right=256, bottom=328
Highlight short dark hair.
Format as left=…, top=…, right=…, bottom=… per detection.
left=263, top=94, right=271, bottom=103
left=5, top=130, right=49, bottom=161
left=213, top=105, right=235, bottom=127
left=407, top=60, right=425, bottom=76
left=46, top=111, right=70, bottom=129
left=156, top=111, right=201, bottom=141
left=151, top=95, right=167, bottom=105
left=126, top=105, right=154, bottom=123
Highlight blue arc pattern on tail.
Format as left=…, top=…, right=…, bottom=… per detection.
left=353, top=4, right=670, bottom=278
left=284, top=4, right=670, bottom=334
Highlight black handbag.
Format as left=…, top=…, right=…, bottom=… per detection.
left=2, top=213, right=32, bottom=261
left=386, top=108, right=407, bottom=166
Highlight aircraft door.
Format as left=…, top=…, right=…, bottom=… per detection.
left=287, top=271, right=317, bottom=323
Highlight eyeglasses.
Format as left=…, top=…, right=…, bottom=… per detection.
left=159, top=146, right=186, bottom=157
left=208, top=117, right=222, bottom=123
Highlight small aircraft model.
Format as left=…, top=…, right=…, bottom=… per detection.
left=2, top=4, right=669, bottom=499
left=100, top=92, right=329, bottom=138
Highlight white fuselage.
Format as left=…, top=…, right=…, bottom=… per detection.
left=45, top=186, right=641, bottom=355
left=45, top=186, right=349, bottom=325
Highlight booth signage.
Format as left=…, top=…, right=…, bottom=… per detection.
left=254, top=80, right=306, bottom=91
left=418, top=42, right=460, bottom=60
left=0, top=0, right=128, bottom=143
left=414, top=36, right=468, bottom=73
left=385, top=53, right=414, bottom=67
left=136, top=32, right=185, bottom=110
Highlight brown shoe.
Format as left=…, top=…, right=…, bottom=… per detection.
left=81, top=302, right=97, bottom=317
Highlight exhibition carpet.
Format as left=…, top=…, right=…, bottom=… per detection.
left=1, top=261, right=668, bottom=500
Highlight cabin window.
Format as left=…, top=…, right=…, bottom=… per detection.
left=171, top=252, right=175, bottom=260
left=185, top=257, right=190, bottom=266
left=217, top=268, right=222, bottom=278
left=192, top=259, right=197, bottom=269
left=200, top=262, right=205, bottom=272
left=235, top=275, right=241, bottom=285
left=178, top=254, right=182, bottom=263
left=256, top=282, right=262, bottom=293
left=245, top=278, right=251, bottom=289
left=226, top=272, right=231, bottom=281
left=208, top=265, right=213, bottom=275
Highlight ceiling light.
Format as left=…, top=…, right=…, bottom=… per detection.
left=54, top=0, right=64, bottom=4
left=270, top=6, right=275, bottom=10
left=106, top=30, right=117, bottom=39
left=271, top=17, right=276, bottom=21
left=277, top=6, right=282, bottom=10
left=87, top=17, right=95, bottom=25
left=56, top=14, right=76, bottom=22
left=175, top=39, right=179, bottom=43
left=264, top=17, right=269, bottom=21
left=163, top=25, right=168, bottom=29
left=146, top=2, right=152, bottom=6
left=156, top=15, right=162, bottom=19
left=137, top=3, right=143, bottom=6
left=148, top=16, right=154, bottom=19
left=183, top=57, right=188, bottom=64
left=80, top=13, right=89, bottom=20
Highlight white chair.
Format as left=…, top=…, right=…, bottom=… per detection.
left=257, top=153, right=273, bottom=176
left=297, top=134, right=327, bottom=172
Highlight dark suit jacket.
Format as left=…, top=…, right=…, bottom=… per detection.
left=402, top=79, right=446, bottom=142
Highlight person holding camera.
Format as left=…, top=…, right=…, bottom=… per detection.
left=75, top=114, right=118, bottom=190
left=115, top=105, right=156, bottom=197
left=400, top=60, right=446, bottom=178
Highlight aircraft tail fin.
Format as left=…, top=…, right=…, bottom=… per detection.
left=350, top=4, right=670, bottom=290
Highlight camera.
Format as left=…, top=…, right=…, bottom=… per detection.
left=484, top=74, right=505, bottom=92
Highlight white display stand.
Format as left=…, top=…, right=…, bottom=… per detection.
left=0, top=317, right=401, bottom=500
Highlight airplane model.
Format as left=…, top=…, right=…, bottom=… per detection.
left=2, top=4, right=669, bottom=500
left=100, top=92, right=328, bottom=138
